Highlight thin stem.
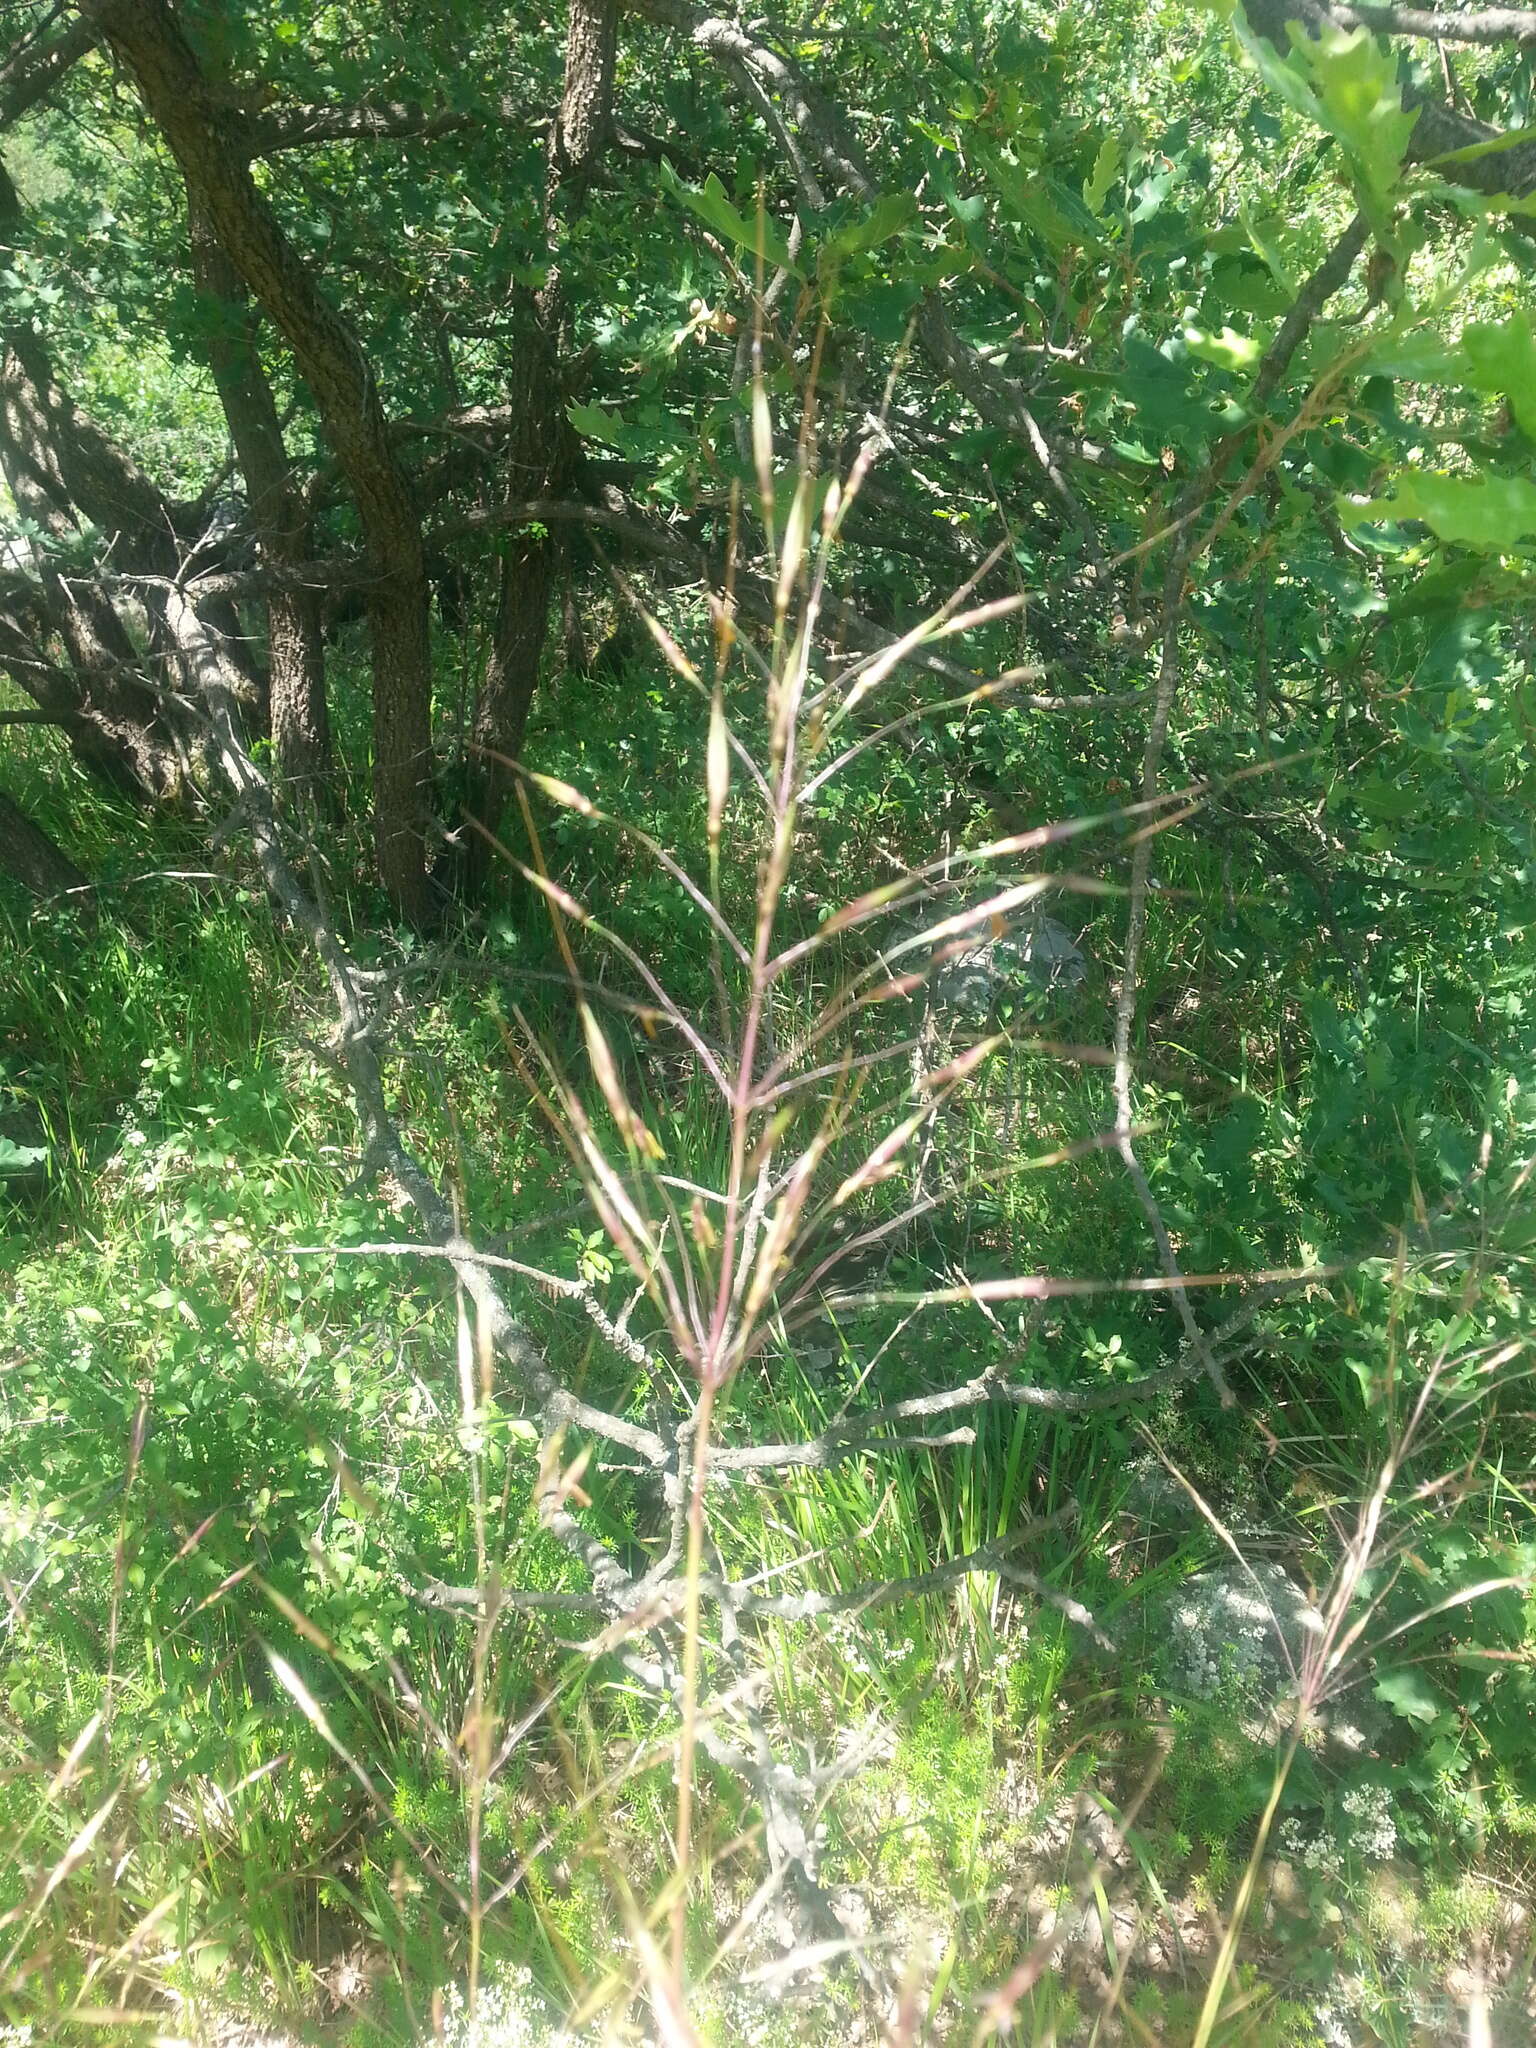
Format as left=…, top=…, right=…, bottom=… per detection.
left=671, top=1373, right=719, bottom=1981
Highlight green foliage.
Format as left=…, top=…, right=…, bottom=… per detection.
left=1346, top=468, right=1536, bottom=548
left=1257, top=21, right=1419, bottom=220
left=5, top=0, right=1536, bottom=2037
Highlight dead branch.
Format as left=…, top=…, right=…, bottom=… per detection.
left=1327, top=3, right=1536, bottom=45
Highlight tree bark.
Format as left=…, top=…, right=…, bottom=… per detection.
left=0, top=158, right=197, bottom=795
left=97, top=0, right=434, bottom=921
left=0, top=345, right=191, bottom=796
left=453, top=0, right=616, bottom=889
left=0, top=8, right=102, bottom=133
left=0, top=596, right=172, bottom=798
left=187, top=200, right=331, bottom=803
left=552, top=0, right=619, bottom=193
left=0, top=785, right=90, bottom=900
left=0, top=162, right=174, bottom=551
left=464, top=307, right=576, bottom=886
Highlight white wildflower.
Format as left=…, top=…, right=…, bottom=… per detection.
left=1278, top=1816, right=1341, bottom=1875
left=1312, top=2000, right=1355, bottom=2047
left=1340, top=1782, right=1396, bottom=1862
left=433, top=1969, right=571, bottom=2047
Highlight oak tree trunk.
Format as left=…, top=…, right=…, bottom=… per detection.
left=188, top=201, right=332, bottom=804
left=458, top=0, right=619, bottom=890
left=100, top=0, right=434, bottom=920
left=464, top=308, right=575, bottom=887
left=0, top=785, right=89, bottom=901
left=552, top=0, right=619, bottom=194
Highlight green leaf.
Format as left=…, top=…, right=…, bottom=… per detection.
left=1128, top=165, right=1175, bottom=223
left=836, top=277, right=923, bottom=343
left=1463, top=315, right=1536, bottom=438
left=1342, top=471, right=1536, bottom=550
left=1364, top=314, right=1536, bottom=435
left=1292, top=26, right=1418, bottom=209
left=1304, top=556, right=1385, bottom=616
left=1237, top=198, right=1300, bottom=295
left=984, top=155, right=1100, bottom=251
left=1234, top=18, right=1416, bottom=218
left=1083, top=135, right=1121, bottom=216
left=1373, top=1666, right=1444, bottom=1725
left=1232, top=15, right=1335, bottom=132
left=1425, top=122, right=1536, bottom=170
left=816, top=193, right=917, bottom=287
left=1208, top=255, right=1291, bottom=317
left=1182, top=323, right=1265, bottom=372
left=1359, top=334, right=1467, bottom=381
left=566, top=402, right=628, bottom=447
left=1385, top=559, right=1484, bottom=619
left=657, top=161, right=799, bottom=276
left=0, top=1136, right=46, bottom=1170
left=1354, top=774, right=1420, bottom=820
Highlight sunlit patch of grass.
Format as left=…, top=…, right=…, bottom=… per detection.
left=6, top=548, right=1536, bottom=2047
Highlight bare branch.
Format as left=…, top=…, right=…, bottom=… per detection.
left=1332, top=3, right=1536, bottom=44
left=412, top=1578, right=604, bottom=1614
left=712, top=1294, right=1292, bottom=1480
left=1249, top=213, right=1371, bottom=412
left=160, top=584, right=561, bottom=1406
left=247, top=99, right=478, bottom=153
left=726, top=1524, right=1113, bottom=1652
left=640, top=0, right=876, bottom=199
left=536, top=1428, right=658, bottom=1611
left=711, top=1424, right=979, bottom=1474
left=277, top=1238, right=668, bottom=1448
left=0, top=6, right=101, bottom=131
left=415, top=1511, right=1103, bottom=1646
left=1109, top=534, right=1235, bottom=1404
left=711, top=1370, right=1176, bottom=1471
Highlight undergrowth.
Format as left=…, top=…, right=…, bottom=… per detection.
left=3, top=601, right=1536, bottom=2044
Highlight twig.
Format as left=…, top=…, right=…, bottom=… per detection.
left=1249, top=213, right=1370, bottom=414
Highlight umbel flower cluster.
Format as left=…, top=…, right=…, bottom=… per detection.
left=436, top=1970, right=570, bottom=2048
left=1279, top=1783, right=1399, bottom=1874
left=1167, top=1561, right=1323, bottom=1707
